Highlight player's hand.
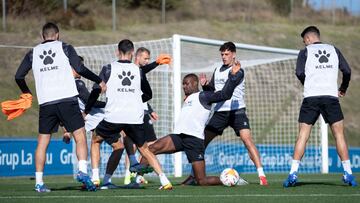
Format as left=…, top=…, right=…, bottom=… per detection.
left=63, top=132, right=71, bottom=144
left=99, top=81, right=107, bottom=93
left=338, top=91, right=346, bottom=97
left=199, top=73, right=208, bottom=86
left=150, top=112, right=159, bottom=121
left=156, top=54, right=172, bottom=65
left=231, top=61, right=241, bottom=75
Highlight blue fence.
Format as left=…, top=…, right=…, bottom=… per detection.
left=0, top=139, right=359, bottom=176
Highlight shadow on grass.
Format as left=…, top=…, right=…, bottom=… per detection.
left=295, top=182, right=349, bottom=187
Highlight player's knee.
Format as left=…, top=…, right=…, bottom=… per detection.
left=112, top=143, right=124, bottom=151
left=148, top=143, right=159, bottom=154
left=197, top=178, right=208, bottom=186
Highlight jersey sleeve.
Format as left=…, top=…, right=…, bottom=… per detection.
left=141, top=61, right=158, bottom=74
left=141, top=70, right=153, bottom=102
left=75, top=80, right=90, bottom=103
left=199, top=69, right=244, bottom=109
left=15, top=50, right=33, bottom=94
left=62, top=43, right=102, bottom=84
left=335, top=47, right=351, bottom=93
left=295, top=48, right=307, bottom=85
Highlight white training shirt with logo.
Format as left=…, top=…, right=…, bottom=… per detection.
left=173, top=92, right=210, bottom=140
left=304, top=43, right=339, bottom=98
left=104, top=61, right=144, bottom=124
left=32, top=41, right=78, bottom=105
left=213, top=63, right=245, bottom=111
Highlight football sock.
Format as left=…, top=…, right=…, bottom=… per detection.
left=342, top=160, right=352, bottom=174
left=35, top=172, right=43, bottom=185
left=290, top=159, right=300, bottom=174
left=92, top=168, right=100, bottom=181
left=159, top=173, right=170, bottom=186
left=257, top=167, right=265, bottom=177
left=78, top=160, right=87, bottom=174
left=103, top=174, right=112, bottom=184
left=129, top=155, right=139, bottom=166
left=124, top=168, right=131, bottom=177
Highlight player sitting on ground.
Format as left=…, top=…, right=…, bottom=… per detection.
left=140, top=61, right=243, bottom=186
left=182, top=42, right=268, bottom=186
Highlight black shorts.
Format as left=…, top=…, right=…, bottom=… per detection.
left=205, top=108, right=250, bottom=136
left=39, top=101, right=84, bottom=134
left=298, top=96, right=344, bottom=125
left=170, top=134, right=204, bottom=163
left=95, top=120, right=145, bottom=146
left=143, top=113, right=157, bottom=142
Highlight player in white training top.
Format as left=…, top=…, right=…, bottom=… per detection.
left=283, top=26, right=357, bottom=187
left=140, top=61, right=244, bottom=185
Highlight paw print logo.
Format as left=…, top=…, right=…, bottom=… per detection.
left=39, top=50, right=56, bottom=65
left=315, top=50, right=330, bottom=63
left=118, top=71, right=135, bottom=86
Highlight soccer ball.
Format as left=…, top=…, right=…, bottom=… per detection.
left=220, top=168, right=240, bottom=186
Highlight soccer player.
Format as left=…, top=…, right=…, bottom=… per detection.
left=68, top=65, right=122, bottom=188
left=94, top=39, right=173, bottom=190
left=182, top=42, right=268, bottom=186
left=140, top=61, right=243, bottom=185
left=123, top=47, right=160, bottom=184
left=14, top=22, right=106, bottom=192
left=283, top=26, right=357, bottom=187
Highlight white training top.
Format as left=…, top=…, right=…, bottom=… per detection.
left=173, top=92, right=210, bottom=140
left=304, top=43, right=339, bottom=98
left=32, top=41, right=78, bottom=105
left=104, top=61, right=144, bottom=124
left=213, top=64, right=245, bottom=111
left=143, top=102, right=148, bottom=111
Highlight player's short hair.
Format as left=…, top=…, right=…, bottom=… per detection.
left=42, top=22, right=59, bottom=39
left=135, top=47, right=150, bottom=57
left=118, top=39, right=134, bottom=54
left=219, top=42, right=236, bottom=53
left=184, top=73, right=199, bottom=84
left=301, top=26, right=320, bottom=38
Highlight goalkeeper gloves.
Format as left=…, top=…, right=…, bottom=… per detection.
left=156, top=54, right=172, bottom=65
left=1, top=93, right=32, bottom=120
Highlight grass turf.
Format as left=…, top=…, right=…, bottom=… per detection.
left=0, top=174, right=359, bottom=203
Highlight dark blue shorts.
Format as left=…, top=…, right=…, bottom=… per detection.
left=298, top=96, right=344, bottom=125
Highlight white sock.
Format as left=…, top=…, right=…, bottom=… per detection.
left=257, top=167, right=265, bottom=177
left=35, top=172, right=43, bottom=185
left=290, top=159, right=300, bottom=174
left=78, top=160, right=88, bottom=174
left=125, top=169, right=131, bottom=177
left=342, top=160, right=352, bottom=174
left=159, top=173, right=170, bottom=186
left=92, top=168, right=100, bottom=181
left=103, top=174, right=112, bottom=184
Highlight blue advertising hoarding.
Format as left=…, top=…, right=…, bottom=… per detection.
left=0, top=139, right=359, bottom=176
left=0, top=139, right=74, bottom=176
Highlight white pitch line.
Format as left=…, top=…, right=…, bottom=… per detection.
left=0, top=194, right=360, bottom=199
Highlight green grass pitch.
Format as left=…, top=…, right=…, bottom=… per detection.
left=0, top=174, right=359, bottom=203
